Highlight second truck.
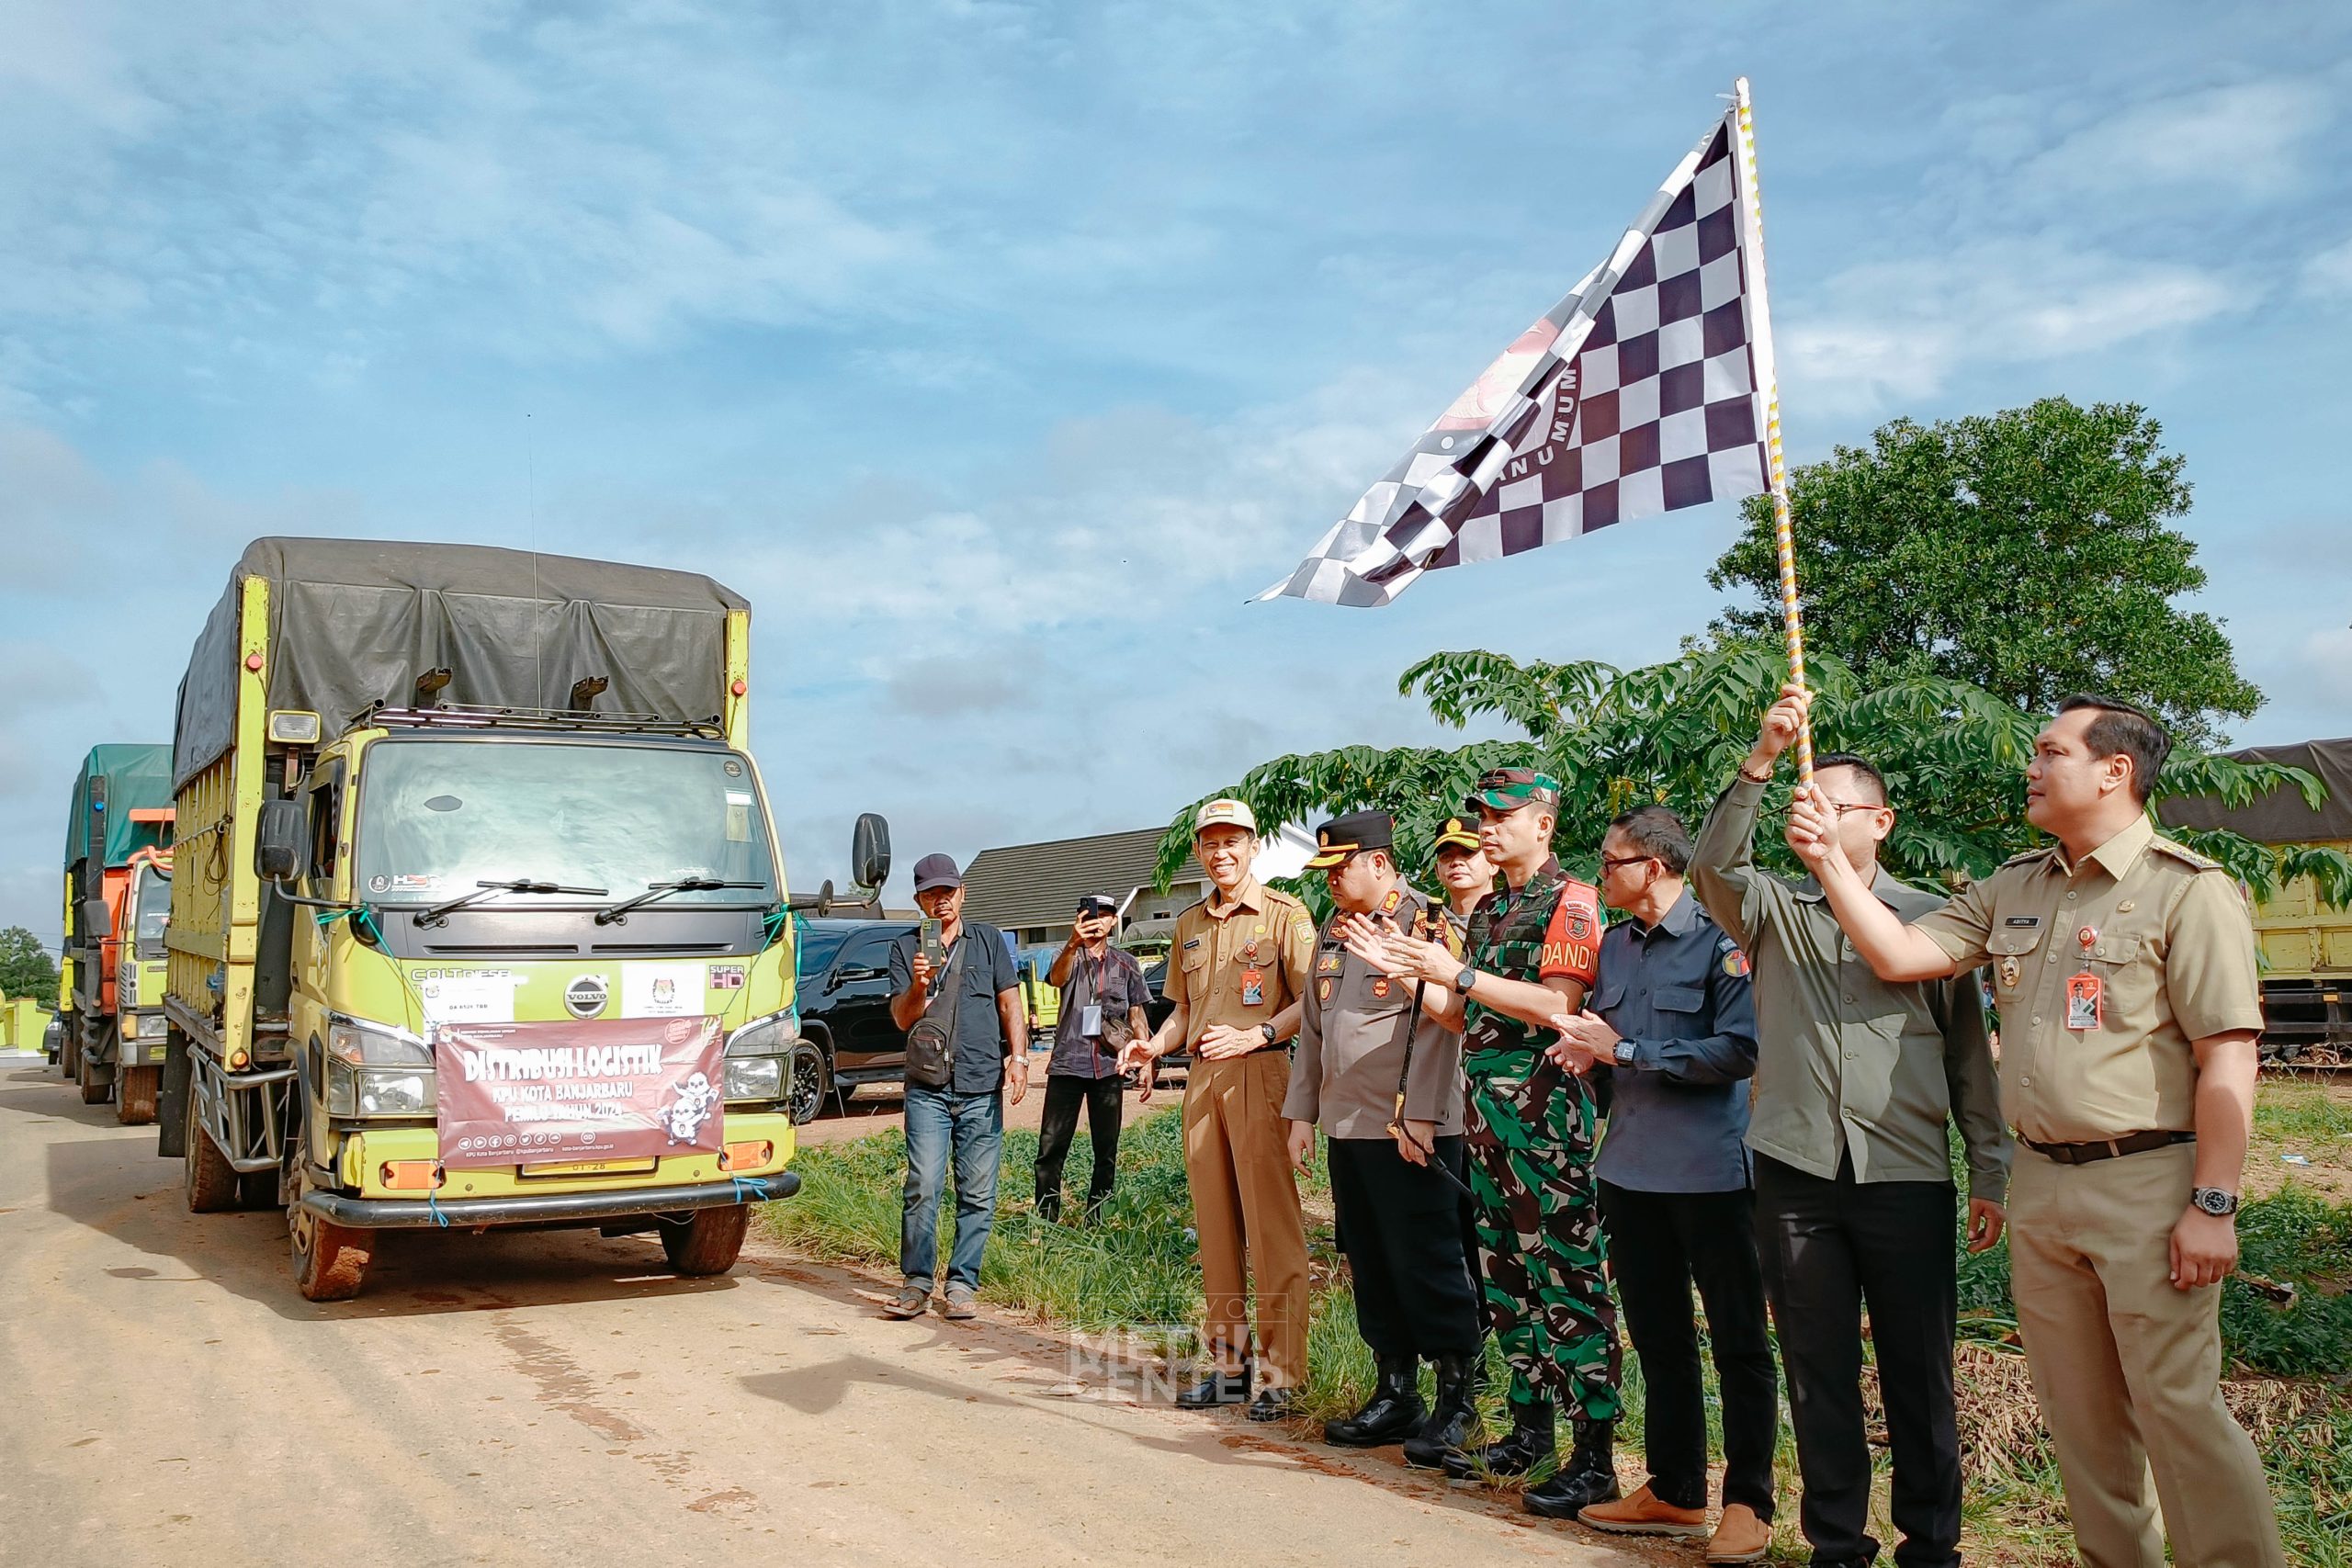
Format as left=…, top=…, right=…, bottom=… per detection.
left=58, top=744, right=175, bottom=1122
left=162, top=537, right=886, bottom=1300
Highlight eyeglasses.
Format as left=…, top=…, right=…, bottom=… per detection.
left=1767, top=800, right=1886, bottom=818
left=1598, top=852, right=1657, bottom=874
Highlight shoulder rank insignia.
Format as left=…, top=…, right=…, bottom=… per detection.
left=2148, top=836, right=2222, bottom=872
left=1378, top=887, right=1403, bottom=917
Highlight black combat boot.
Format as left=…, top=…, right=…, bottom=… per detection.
left=1441, top=1401, right=1554, bottom=1480
left=1522, top=1417, right=1620, bottom=1517
left=1399, top=1353, right=1479, bottom=1469
left=1324, top=1357, right=1424, bottom=1448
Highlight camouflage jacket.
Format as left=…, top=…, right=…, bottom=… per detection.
left=1462, top=857, right=1603, bottom=1077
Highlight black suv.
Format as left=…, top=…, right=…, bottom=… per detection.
left=790, top=918, right=918, bottom=1121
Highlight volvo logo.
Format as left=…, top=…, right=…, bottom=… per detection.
left=563, top=975, right=609, bottom=1019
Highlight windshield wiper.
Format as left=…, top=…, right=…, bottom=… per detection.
left=413, top=878, right=610, bottom=928
left=594, top=876, right=768, bottom=926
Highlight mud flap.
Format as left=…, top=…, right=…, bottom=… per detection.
left=156, top=1032, right=190, bottom=1159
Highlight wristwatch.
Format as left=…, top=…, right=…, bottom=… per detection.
left=1613, top=1038, right=1637, bottom=1068
left=1259, top=1022, right=1278, bottom=1047
left=2189, top=1186, right=2240, bottom=1217
left=1453, top=965, right=1478, bottom=996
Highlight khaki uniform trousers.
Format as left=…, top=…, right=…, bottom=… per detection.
left=2009, top=1142, right=2284, bottom=1568
left=1182, top=1050, right=1310, bottom=1387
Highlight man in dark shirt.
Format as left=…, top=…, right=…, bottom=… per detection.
left=1035, top=895, right=1149, bottom=1222
left=1547, top=806, right=1772, bottom=1562
left=885, top=852, right=1028, bottom=1320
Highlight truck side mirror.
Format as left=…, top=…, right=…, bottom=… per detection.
left=255, top=798, right=306, bottom=884
left=81, top=899, right=109, bottom=939
left=851, top=813, right=891, bottom=893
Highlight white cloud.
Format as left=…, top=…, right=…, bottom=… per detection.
left=1782, top=242, right=2243, bottom=414
left=2303, top=236, right=2352, bottom=300
left=2021, top=78, right=2334, bottom=199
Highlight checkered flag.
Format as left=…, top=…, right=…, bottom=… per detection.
left=1261, top=105, right=1774, bottom=606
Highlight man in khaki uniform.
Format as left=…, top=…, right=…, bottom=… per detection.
left=1787, top=694, right=2282, bottom=1568
left=1124, top=797, right=1317, bottom=1420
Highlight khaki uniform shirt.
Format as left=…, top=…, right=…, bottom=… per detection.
left=1285, top=886, right=1465, bottom=1138
left=1693, top=779, right=2011, bottom=1201
left=1910, top=814, right=2263, bottom=1145
left=1162, top=878, right=1316, bottom=1052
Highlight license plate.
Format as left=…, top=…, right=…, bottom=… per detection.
left=518, top=1157, right=659, bottom=1178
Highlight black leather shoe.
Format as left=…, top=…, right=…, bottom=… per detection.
left=1441, top=1404, right=1554, bottom=1480
left=1246, top=1385, right=1299, bottom=1423
left=1400, top=1353, right=1479, bottom=1469
left=1521, top=1418, right=1620, bottom=1517
left=1173, top=1365, right=1250, bottom=1408
left=1324, top=1359, right=1423, bottom=1447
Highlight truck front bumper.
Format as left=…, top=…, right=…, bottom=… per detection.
left=299, top=1172, right=801, bottom=1230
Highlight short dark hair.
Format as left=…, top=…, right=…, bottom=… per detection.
left=1606, top=804, right=1692, bottom=874
left=1812, top=751, right=1887, bottom=806
left=2056, top=694, right=2172, bottom=805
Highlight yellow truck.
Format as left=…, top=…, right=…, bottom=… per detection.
left=160, top=538, right=888, bottom=1299
left=2165, top=737, right=2352, bottom=1057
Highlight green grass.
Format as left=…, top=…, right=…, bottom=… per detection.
left=763, top=1106, right=2352, bottom=1564
left=2256, top=1078, right=2352, bottom=1145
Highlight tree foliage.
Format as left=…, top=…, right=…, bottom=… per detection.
left=1156, top=643, right=2351, bottom=912
left=1709, top=398, right=2260, bottom=746
left=0, top=926, right=59, bottom=1003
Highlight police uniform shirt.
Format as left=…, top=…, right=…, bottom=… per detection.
left=1285, top=886, right=1464, bottom=1138
left=1161, top=877, right=1316, bottom=1050
left=1908, top=814, right=2264, bottom=1145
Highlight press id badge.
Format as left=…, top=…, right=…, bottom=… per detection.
left=1239, top=967, right=1265, bottom=1007
left=1079, top=1003, right=1103, bottom=1037
left=2064, top=972, right=2104, bottom=1032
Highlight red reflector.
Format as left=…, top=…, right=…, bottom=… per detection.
left=244, top=653, right=264, bottom=671
left=730, top=678, right=748, bottom=696
left=718, top=1141, right=773, bottom=1171
left=381, top=1161, right=443, bottom=1190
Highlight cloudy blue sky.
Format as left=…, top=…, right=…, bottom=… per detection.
left=4, top=1, right=2348, bottom=951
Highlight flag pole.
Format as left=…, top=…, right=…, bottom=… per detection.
left=1731, top=75, right=1814, bottom=789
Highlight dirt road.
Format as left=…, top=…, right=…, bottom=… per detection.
left=0, top=1060, right=1651, bottom=1567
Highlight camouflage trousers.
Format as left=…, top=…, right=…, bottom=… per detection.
left=1464, top=1061, right=1623, bottom=1426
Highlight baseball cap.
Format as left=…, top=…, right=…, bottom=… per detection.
left=1305, top=809, right=1395, bottom=870
left=1465, top=767, right=1562, bottom=813
left=1075, top=894, right=1118, bottom=918
left=1193, top=797, right=1258, bottom=833
left=1433, top=816, right=1482, bottom=855
left=910, top=852, right=963, bottom=894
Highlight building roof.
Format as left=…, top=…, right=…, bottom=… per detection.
left=961, top=827, right=1200, bottom=931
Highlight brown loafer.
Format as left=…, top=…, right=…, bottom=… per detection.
left=1575, top=1483, right=1709, bottom=1538
left=1704, top=1503, right=1771, bottom=1563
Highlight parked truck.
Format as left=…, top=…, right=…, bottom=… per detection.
left=2164, top=737, right=2352, bottom=1057
left=161, top=537, right=888, bottom=1300
left=59, top=744, right=175, bottom=1120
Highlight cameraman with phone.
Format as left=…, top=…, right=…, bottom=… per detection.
left=884, top=853, right=1027, bottom=1321
left=1035, top=895, right=1149, bottom=1223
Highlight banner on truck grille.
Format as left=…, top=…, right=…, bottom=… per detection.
left=435, top=1015, right=725, bottom=1170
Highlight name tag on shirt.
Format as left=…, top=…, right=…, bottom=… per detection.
left=1079, top=1004, right=1103, bottom=1037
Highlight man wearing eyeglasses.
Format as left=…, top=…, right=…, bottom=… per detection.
left=1545, top=806, right=1771, bottom=1561
left=1689, top=687, right=2008, bottom=1568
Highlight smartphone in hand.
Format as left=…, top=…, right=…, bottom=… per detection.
left=919, top=916, right=946, bottom=965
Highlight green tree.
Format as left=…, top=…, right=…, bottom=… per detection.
left=1708, top=399, right=2260, bottom=747
left=1156, top=643, right=2349, bottom=910
left=0, top=926, right=60, bottom=1002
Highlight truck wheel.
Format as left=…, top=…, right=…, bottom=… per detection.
left=290, top=1207, right=373, bottom=1302
left=786, top=1043, right=830, bottom=1125
left=116, top=1064, right=161, bottom=1125
left=660, top=1204, right=750, bottom=1276
left=62, top=1025, right=81, bottom=1079
left=184, top=1083, right=242, bottom=1213
left=77, top=1036, right=112, bottom=1105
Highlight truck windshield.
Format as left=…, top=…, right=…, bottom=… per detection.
left=133, top=870, right=171, bottom=958
left=353, top=740, right=777, bottom=908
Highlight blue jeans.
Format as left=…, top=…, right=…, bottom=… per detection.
left=900, top=1082, right=1004, bottom=1292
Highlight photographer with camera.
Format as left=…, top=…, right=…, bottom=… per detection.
left=1035, top=895, right=1150, bottom=1223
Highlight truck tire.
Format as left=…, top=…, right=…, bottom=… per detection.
left=116, top=1064, right=161, bottom=1125
left=290, top=1207, right=372, bottom=1302
left=62, top=1023, right=80, bottom=1079
left=184, top=1083, right=242, bottom=1213
left=660, top=1204, right=750, bottom=1276
left=77, top=1032, right=112, bottom=1105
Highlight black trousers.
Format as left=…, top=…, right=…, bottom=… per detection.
left=1034, top=1071, right=1123, bottom=1219
left=1328, top=1134, right=1483, bottom=1360
left=1755, top=1153, right=1962, bottom=1568
left=1599, top=1180, right=1778, bottom=1516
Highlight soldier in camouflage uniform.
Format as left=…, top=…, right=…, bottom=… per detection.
left=1355, top=769, right=1621, bottom=1505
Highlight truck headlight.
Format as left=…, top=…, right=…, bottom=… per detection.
left=357, top=1070, right=434, bottom=1116
left=722, top=1055, right=785, bottom=1101
left=725, top=1010, right=799, bottom=1056
left=327, top=1015, right=431, bottom=1066
left=136, top=1013, right=168, bottom=1041
left=325, top=1015, right=435, bottom=1117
